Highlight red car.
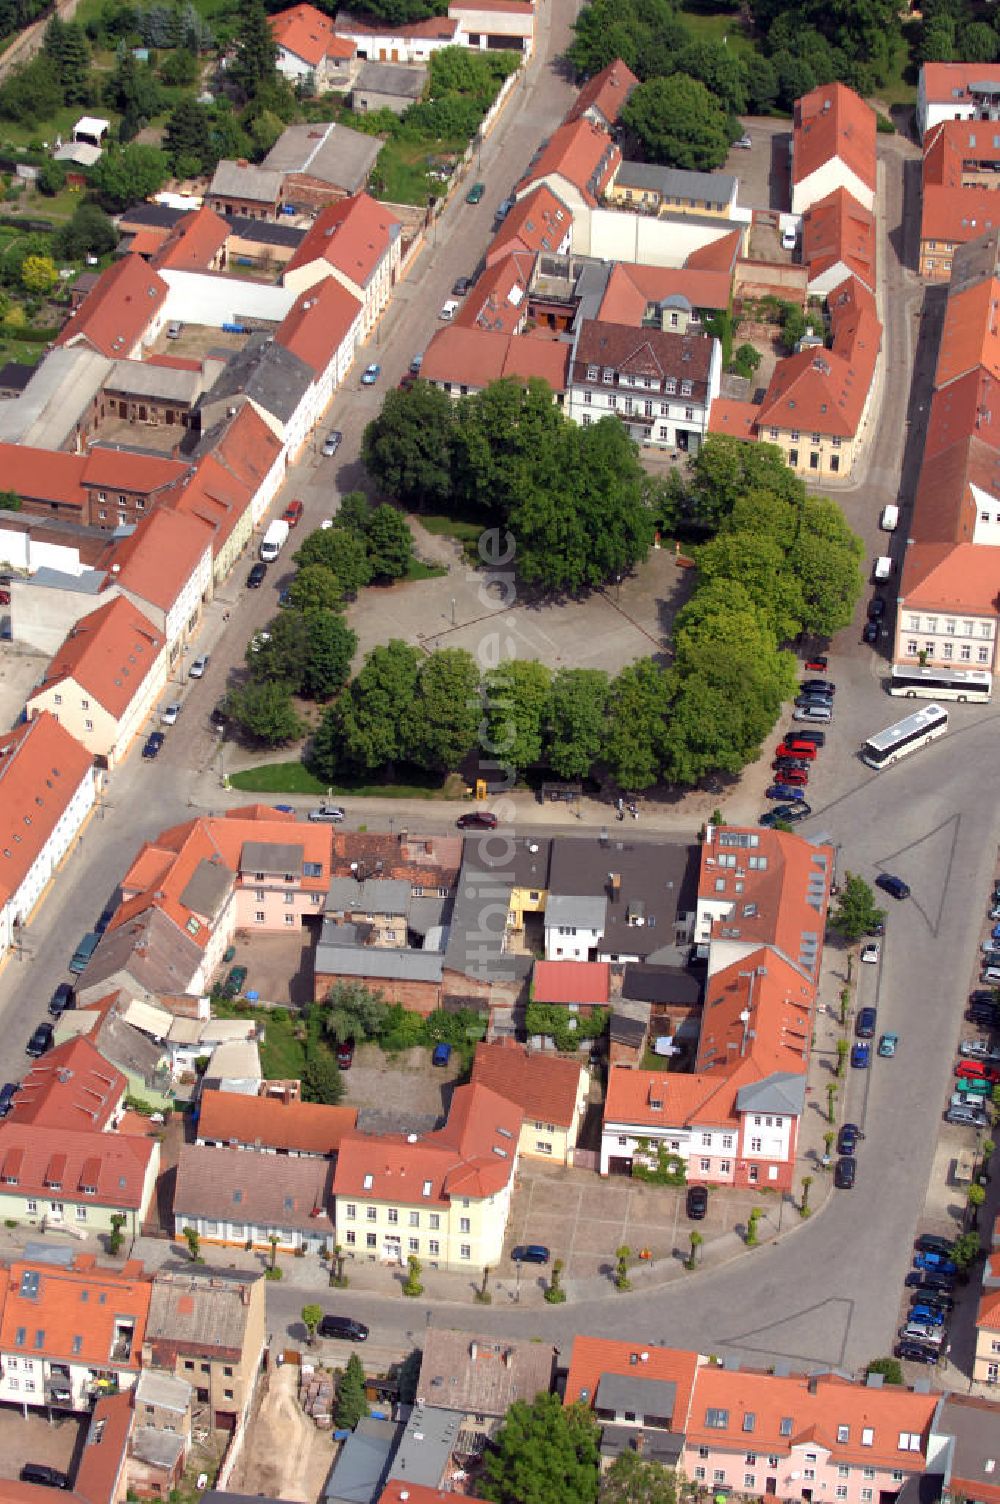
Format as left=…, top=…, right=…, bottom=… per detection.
left=776, top=742, right=817, bottom=760
left=805, top=656, right=828, bottom=672
left=955, top=1060, right=1000, bottom=1083
left=282, top=498, right=304, bottom=527
left=336, top=1038, right=355, bottom=1070
left=780, top=768, right=809, bottom=786
left=457, top=811, right=498, bottom=830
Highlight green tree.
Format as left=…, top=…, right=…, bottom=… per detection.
left=302, top=1047, right=345, bottom=1105
left=57, top=202, right=117, bottom=260
left=302, top=611, right=356, bottom=701
left=362, top=382, right=456, bottom=511
left=545, top=668, right=609, bottom=780
left=686, top=435, right=803, bottom=530
left=37, top=159, right=67, bottom=196
left=402, top=1254, right=424, bottom=1296
left=225, top=680, right=303, bottom=745
left=163, top=97, right=211, bottom=175
left=0, top=54, right=64, bottom=126
left=959, top=21, right=998, bottom=63
left=829, top=872, right=885, bottom=943
left=289, top=562, right=345, bottom=614
left=481, top=1393, right=600, bottom=1504
left=406, top=648, right=481, bottom=771
left=230, top=0, right=278, bottom=99
left=744, top=53, right=779, bottom=114
left=301, top=1303, right=322, bottom=1345
left=182, top=1226, right=200, bottom=1261
left=781, top=302, right=807, bottom=352
left=296, top=529, right=372, bottom=600
left=602, top=1452, right=677, bottom=1504
left=604, top=658, right=671, bottom=790
left=696, top=529, right=805, bottom=642
left=483, top=658, right=552, bottom=773
left=104, top=46, right=161, bottom=120
left=731, top=342, right=762, bottom=380
left=21, top=255, right=57, bottom=295
left=865, top=1357, right=903, bottom=1386
left=788, top=496, right=865, bottom=638
left=246, top=610, right=310, bottom=691
left=43, top=16, right=91, bottom=103
left=952, top=1230, right=980, bottom=1269
left=91, top=143, right=169, bottom=208
left=322, top=980, right=389, bottom=1043
left=674, top=39, right=747, bottom=113
left=334, top=1353, right=369, bottom=1429
left=0, top=490, right=22, bottom=512
left=159, top=47, right=198, bottom=85
left=621, top=74, right=732, bottom=171
left=366, top=504, right=413, bottom=580
left=314, top=639, right=422, bottom=778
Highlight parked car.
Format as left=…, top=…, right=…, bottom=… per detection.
left=800, top=679, right=835, bottom=696
left=860, top=943, right=880, bottom=965
left=837, top=1122, right=860, bottom=1154
left=795, top=693, right=831, bottom=709
left=0, top=1082, right=19, bottom=1117
left=766, top=784, right=806, bottom=802
left=776, top=770, right=809, bottom=788
left=914, top=1251, right=957, bottom=1273
left=909, top=1290, right=954, bottom=1312
left=308, top=805, right=345, bottom=823
left=160, top=702, right=181, bottom=726
left=856, top=1006, right=877, bottom=1037
left=851, top=1042, right=871, bottom=1069
left=735, top=134, right=753, bottom=148
left=790, top=730, right=826, bottom=747
left=432, top=1042, right=453, bottom=1067
left=49, top=982, right=76, bottom=1018
left=834, top=1156, right=856, bottom=1189
left=142, top=731, right=165, bottom=759
left=222, top=965, right=248, bottom=999
left=867, top=596, right=886, bottom=621
left=322, top=430, right=343, bottom=457
left=760, top=803, right=812, bottom=826
left=863, top=620, right=880, bottom=645
left=875, top=873, right=910, bottom=900
left=188, top=654, right=208, bottom=679
left=247, top=561, right=267, bottom=588
left=69, top=931, right=100, bottom=974
left=282, top=499, right=304, bottom=527
left=465, top=181, right=485, bottom=204
left=452, top=276, right=472, bottom=296
left=894, top=1341, right=939, bottom=1365
left=512, top=1244, right=550, bottom=1264
left=26, top=1022, right=54, bottom=1057
left=457, top=811, right=498, bottom=829
left=900, top=1322, right=943, bottom=1346
left=878, top=1031, right=899, bottom=1057
left=773, top=757, right=810, bottom=772
left=904, top=1270, right=955, bottom=1292
left=361, top=363, right=381, bottom=385
left=945, top=1103, right=990, bottom=1126
left=793, top=706, right=832, bottom=722
left=20, top=1466, right=69, bottom=1489
left=804, top=656, right=828, bottom=671
left=909, top=1304, right=945, bottom=1326
left=960, top=1039, right=1000, bottom=1061
left=776, top=741, right=817, bottom=760
left=686, top=1185, right=709, bottom=1219
left=956, top=1060, right=1000, bottom=1082
left=336, top=1039, right=354, bottom=1070
left=318, top=1314, right=368, bottom=1341
left=210, top=701, right=227, bottom=731
left=914, top=1233, right=956, bottom=1256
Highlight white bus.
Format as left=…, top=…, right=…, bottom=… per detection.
left=889, top=666, right=992, bottom=703
left=861, top=703, right=949, bottom=769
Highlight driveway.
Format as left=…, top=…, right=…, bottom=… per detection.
left=0, top=1407, right=86, bottom=1486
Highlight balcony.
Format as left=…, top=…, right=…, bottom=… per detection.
left=110, top=1325, right=134, bottom=1363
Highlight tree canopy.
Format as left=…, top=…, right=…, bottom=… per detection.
left=480, top=1394, right=600, bottom=1504
left=829, top=872, right=885, bottom=943
left=621, top=74, right=734, bottom=171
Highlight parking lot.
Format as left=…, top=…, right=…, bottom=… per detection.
left=0, top=643, right=47, bottom=733
left=0, top=1406, right=86, bottom=1486
left=723, top=122, right=792, bottom=213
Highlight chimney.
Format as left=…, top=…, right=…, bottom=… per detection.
left=609, top=873, right=621, bottom=902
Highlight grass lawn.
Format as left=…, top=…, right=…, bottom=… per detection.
left=259, top=1014, right=308, bottom=1080
left=405, top=557, right=448, bottom=581
left=419, top=513, right=482, bottom=544
left=679, top=6, right=755, bottom=56
left=0, top=338, right=45, bottom=365
left=375, top=137, right=463, bottom=207
left=228, top=760, right=460, bottom=799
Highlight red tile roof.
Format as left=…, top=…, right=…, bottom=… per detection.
left=333, top=1083, right=522, bottom=1204
left=924, top=365, right=1000, bottom=457
left=282, top=192, right=401, bottom=284
left=0, top=1256, right=150, bottom=1372
left=597, top=259, right=733, bottom=323
left=532, top=960, right=610, bottom=1005
left=758, top=274, right=881, bottom=438
left=920, top=63, right=1000, bottom=128
left=30, top=597, right=165, bottom=721
left=171, top=406, right=282, bottom=557
left=0, top=711, right=94, bottom=909
left=198, top=1089, right=357, bottom=1154
left=7, top=1036, right=126, bottom=1131
left=0, top=444, right=88, bottom=511
left=708, top=398, right=759, bottom=441
left=455, top=251, right=535, bottom=335
left=802, top=187, right=875, bottom=290
left=152, top=206, right=230, bottom=272
left=271, top=3, right=355, bottom=63
left=470, top=1039, right=584, bottom=1127
left=0, top=1122, right=155, bottom=1208
left=379, top=1486, right=490, bottom=1504
left=276, top=277, right=363, bottom=375
left=910, top=433, right=999, bottom=544
left=101, top=505, right=211, bottom=613
left=518, top=119, right=621, bottom=208
left=935, top=275, right=1000, bottom=387
left=792, top=83, right=876, bottom=196
left=487, top=184, right=572, bottom=266
left=74, top=1390, right=133, bottom=1504
left=334, top=9, right=457, bottom=38
left=921, top=121, right=1000, bottom=248
left=81, top=448, right=190, bottom=499
left=564, top=1335, right=700, bottom=1420
left=899, top=539, right=1000, bottom=614
left=422, top=326, right=569, bottom=393
left=684, top=230, right=743, bottom=274
left=696, top=951, right=813, bottom=1083
left=56, top=254, right=168, bottom=359
left=564, top=58, right=639, bottom=127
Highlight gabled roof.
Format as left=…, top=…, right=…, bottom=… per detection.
left=102, top=506, right=211, bottom=613
left=598, top=259, right=733, bottom=324
left=334, top=8, right=458, bottom=39
left=697, top=951, right=813, bottom=1083
left=174, top=1143, right=335, bottom=1233
left=708, top=398, right=759, bottom=442
left=936, top=1394, right=1000, bottom=1504
left=7, top=1036, right=126, bottom=1131
left=77, top=904, right=205, bottom=1001
left=455, top=250, right=535, bottom=335
left=282, top=192, right=402, bottom=285
left=531, top=960, right=610, bottom=1006
left=470, top=1039, right=584, bottom=1128
left=0, top=1122, right=154, bottom=1208
left=55, top=254, right=168, bottom=359
left=30, top=596, right=165, bottom=720
left=910, top=432, right=1000, bottom=544
left=564, top=1336, right=701, bottom=1421
left=209, top=160, right=283, bottom=205
left=197, top=1089, right=357, bottom=1154
left=81, top=448, right=190, bottom=498
left=802, top=187, right=875, bottom=290
left=518, top=119, right=621, bottom=208
left=564, top=58, right=639, bottom=127
left=333, top=1083, right=522, bottom=1204
left=0, top=1255, right=151, bottom=1372
left=935, top=273, right=1000, bottom=387
left=145, top=1265, right=261, bottom=1357
left=758, top=275, right=881, bottom=438
left=271, top=2, right=355, bottom=63
left=172, top=406, right=282, bottom=557
left=487, top=184, right=572, bottom=266
left=899, top=540, right=1000, bottom=615
left=275, top=277, right=363, bottom=376
left=152, top=206, right=230, bottom=272
left=920, top=62, right=1000, bottom=114
left=422, top=326, right=570, bottom=393
left=0, top=712, right=94, bottom=908
left=792, top=82, right=876, bottom=193
left=0, top=444, right=87, bottom=510
left=924, top=364, right=1000, bottom=458
left=684, top=230, right=743, bottom=275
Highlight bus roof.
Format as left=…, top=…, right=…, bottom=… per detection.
left=864, top=702, right=947, bottom=753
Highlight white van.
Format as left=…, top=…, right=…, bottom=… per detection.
left=880, top=505, right=899, bottom=531
left=874, top=555, right=893, bottom=581
left=439, top=299, right=459, bottom=321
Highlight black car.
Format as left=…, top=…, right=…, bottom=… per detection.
left=862, top=620, right=880, bottom=645
left=774, top=757, right=810, bottom=772
left=49, top=983, right=76, bottom=1018
left=512, top=1244, right=550, bottom=1264
left=20, top=1465, right=69, bottom=1490
left=800, top=679, right=836, bottom=696
left=894, top=1341, right=939, bottom=1365
left=247, top=561, right=267, bottom=588
left=875, top=873, right=910, bottom=900
left=904, top=1270, right=955, bottom=1292
left=856, top=1006, right=877, bottom=1039
left=686, top=1185, right=709, bottom=1219
left=317, top=1314, right=368, bottom=1341
left=26, top=1022, right=53, bottom=1057
left=909, top=1290, right=954, bottom=1313
left=834, top=1156, right=856, bottom=1189
left=0, top=1082, right=18, bottom=1117
left=970, top=988, right=998, bottom=1005
left=867, top=596, right=886, bottom=621
left=837, top=1122, right=860, bottom=1155
left=791, top=730, right=826, bottom=747
left=142, top=731, right=165, bottom=760
left=794, top=694, right=831, bottom=709
left=457, top=811, right=498, bottom=830
left=452, top=276, right=472, bottom=296
left=915, top=1233, right=955, bottom=1256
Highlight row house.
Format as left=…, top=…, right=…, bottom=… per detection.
left=172, top=405, right=284, bottom=585
left=917, top=61, right=1000, bottom=140
left=275, top=277, right=364, bottom=424
left=0, top=1256, right=151, bottom=1412
left=566, top=318, right=721, bottom=453
left=263, top=121, right=380, bottom=206
left=282, top=192, right=403, bottom=341
left=973, top=1214, right=1000, bottom=1384
left=421, top=326, right=569, bottom=401
left=0, top=712, right=96, bottom=963
left=470, top=1038, right=589, bottom=1165
left=333, top=1083, right=522, bottom=1271
left=0, top=1122, right=158, bottom=1239
left=102, top=506, right=214, bottom=662
left=802, top=187, right=876, bottom=296
left=172, top=1144, right=334, bottom=1255
left=920, top=121, right=1000, bottom=282
left=790, top=83, right=876, bottom=216
left=196, top=1088, right=357, bottom=1158
left=564, top=57, right=638, bottom=131
left=142, top=1266, right=265, bottom=1434
left=516, top=118, right=621, bottom=217
left=0, top=443, right=189, bottom=530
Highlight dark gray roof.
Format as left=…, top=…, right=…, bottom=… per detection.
left=263, top=121, right=380, bottom=196
left=443, top=863, right=531, bottom=987
left=315, top=921, right=443, bottom=982
left=179, top=856, right=234, bottom=918
left=598, top=1423, right=684, bottom=1465
left=935, top=1394, right=1000, bottom=1493
left=595, top=1372, right=677, bottom=1417
left=354, top=60, right=426, bottom=99
left=0, top=361, right=33, bottom=393
left=407, top=895, right=448, bottom=937
left=547, top=836, right=699, bottom=960
left=326, top=877, right=411, bottom=914
left=241, top=840, right=304, bottom=877
left=120, top=202, right=183, bottom=228
left=325, top=1417, right=400, bottom=1504
left=355, top=1107, right=441, bottom=1136
left=93, top=1011, right=169, bottom=1087
left=615, top=160, right=736, bottom=204
left=388, top=1403, right=461, bottom=1490
left=621, top=963, right=702, bottom=1006
left=198, top=334, right=313, bottom=426
left=206, top=1494, right=301, bottom=1504
left=77, top=907, right=204, bottom=1001
left=736, top=1071, right=807, bottom=1116
left=229, top=215, right=305, bottom=248
left=609, top=1010, right=647, bottom=1046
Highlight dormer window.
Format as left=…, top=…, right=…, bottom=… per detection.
left=602, top=367, right=614, bottom=385
left=363, top=1173, right=374, bottom=1190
